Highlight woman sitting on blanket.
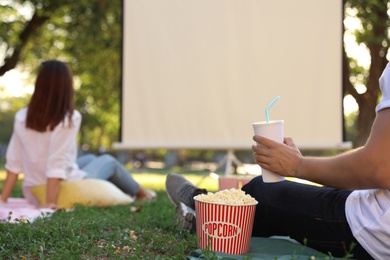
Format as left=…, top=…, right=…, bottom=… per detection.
left=165, top=63, right=390, bottom=259
left=0, top=60, right=155, bottom=209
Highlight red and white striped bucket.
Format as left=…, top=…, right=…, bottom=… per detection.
left=218, top=177, right=254, bottom=190
left=194, top=198, right=258, bottom=255
left=218, top=177, right=240, bottom=191
left=240, top=177, right=253, bottom=188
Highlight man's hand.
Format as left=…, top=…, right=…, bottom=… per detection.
left=252, top=136, right=303, bottom=177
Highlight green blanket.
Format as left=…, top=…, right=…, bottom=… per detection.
left=187, top=236, right=344, bottom=260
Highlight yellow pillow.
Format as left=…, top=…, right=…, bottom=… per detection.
left=31, top=179, right=134, bottom=209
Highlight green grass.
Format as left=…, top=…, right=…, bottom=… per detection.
left=0, top=169, right=353, bottom=259
left=0, top=169, right=219, bottom=259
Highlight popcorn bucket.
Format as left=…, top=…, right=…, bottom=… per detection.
left=194, top=198, right=258, bottom=255
left=218, top=177, right=240, bottom=191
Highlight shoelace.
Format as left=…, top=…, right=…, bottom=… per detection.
left=177, top=183, right=197, bottom=208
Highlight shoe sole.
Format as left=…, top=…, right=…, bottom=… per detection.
left=174, top=202, right=196, bottom=233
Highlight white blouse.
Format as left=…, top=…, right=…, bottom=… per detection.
left=5, top=107, right=86, bottom=188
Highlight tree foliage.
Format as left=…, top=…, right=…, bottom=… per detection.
left=0, top=94, right=29, bottom=143
left=343, top=0, right=390, bottom=146
left=1, top=0, right=389, bottom=150
left=0, top=0, right=122, bottom=150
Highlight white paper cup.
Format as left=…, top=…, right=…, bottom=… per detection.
left=252, top=120, right=285, bottom=183
left=194, top=198, right=257, bottom=255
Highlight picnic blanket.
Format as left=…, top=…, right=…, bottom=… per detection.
left=0, top=198, right=55, bottom=223
left=188, top=236, right=346, bottom=260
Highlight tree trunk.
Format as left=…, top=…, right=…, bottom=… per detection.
left=355, top=99, right=376, bottom=147
left=355, top=43, right=388, bottom=146
left=343, top=1, right=389, bottom=147
left=0, top=12, right=49, bottom=76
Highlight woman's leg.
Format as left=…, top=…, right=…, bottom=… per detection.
left=80, top=154, right=140, bottom=196
left=76, top=154, right=97, bottom=169
left=241, top=176, right=372, bottom=259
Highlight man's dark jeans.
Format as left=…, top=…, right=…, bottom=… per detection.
left=242, top=176, right=373, bottom=259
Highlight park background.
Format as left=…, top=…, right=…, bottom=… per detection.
left=0, top=1, right=389, bottom=259
left=1, top=1, right=389, bottom=173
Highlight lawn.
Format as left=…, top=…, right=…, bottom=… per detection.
left=0, top=168, right=344, bottom=259
left=0, top=168, right=220, bottom=259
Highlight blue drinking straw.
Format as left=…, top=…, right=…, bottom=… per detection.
left=265, top=96, right=280, bottom=123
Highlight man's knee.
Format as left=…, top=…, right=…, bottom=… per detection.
left=242, top=175, right=263, bottom=194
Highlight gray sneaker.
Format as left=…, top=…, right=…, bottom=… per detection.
left=174, top=202, right=196, bottom=232
left=165, top=173, right=207, bottom=233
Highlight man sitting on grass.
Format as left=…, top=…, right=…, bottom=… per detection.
left=165, top=63, right=390, bottom=260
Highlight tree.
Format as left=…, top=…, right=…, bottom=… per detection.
left=1, top=0, right=389, bottom=150
left=0, top=1, right=68, bottom=76
left=0, top=0, right=122, bottom=150
left=0, top=94, right=30, bottom=143
left=343, top=0, right=390, bottom=147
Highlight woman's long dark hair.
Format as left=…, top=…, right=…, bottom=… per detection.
left=26, top=60, right=74, bottom=132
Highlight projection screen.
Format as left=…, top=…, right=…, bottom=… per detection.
left=114, top=0, right=348, bottom=151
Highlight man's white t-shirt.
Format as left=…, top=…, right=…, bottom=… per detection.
left=5, top=108, right=86, bottom=189
left=345, top=63, right=390, bottom=259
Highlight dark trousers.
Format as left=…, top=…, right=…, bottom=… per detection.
left=241, top=176, right=373, bottom=259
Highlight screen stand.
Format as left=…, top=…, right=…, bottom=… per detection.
left=212, top=149, right=246, bottom=176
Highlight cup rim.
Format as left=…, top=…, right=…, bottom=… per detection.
left=218, top=177, right=253, bottom=179
left=194, top=196, right=258, bottom=206
left=252, top=120, right=284, bottom=125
